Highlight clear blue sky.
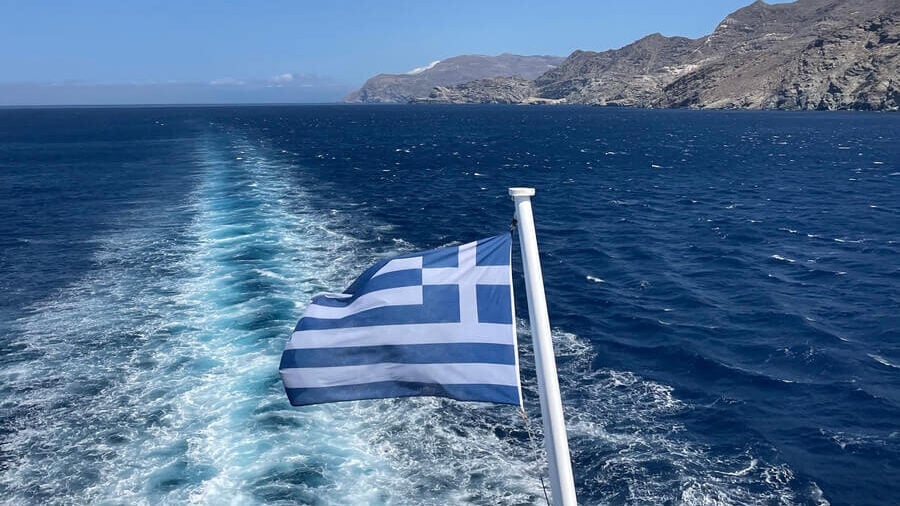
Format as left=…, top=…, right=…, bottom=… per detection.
left=0, top=0, right=794, bottom=104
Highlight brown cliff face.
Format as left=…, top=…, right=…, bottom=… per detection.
left=422, top=0, right=900, bottom=110
left=534, top=34, right=701, bottom=107
left=772, top=16, right=900, bottom=110
left=343, top=54, right=563, bottom=104
left=411, top=77, right=538, bottom=104
left=660, top=0, right=900, bottom=110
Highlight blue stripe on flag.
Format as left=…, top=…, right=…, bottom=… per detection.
left=296, top=285, right=460, bottom=330
left=476, top=235, right=511, bottom=266
left=311, top=269, right=422, bottom=308
left=285, top=381, right=521, bottom=406
left=353, top=268, right=422, bottom=297
left=280, top=343, right=515, bottom=368
left=341, top=258, right=390, bottom=295
left=308, top=294, right=352, bottom=308
left=422, top=246, right=458, bottom=268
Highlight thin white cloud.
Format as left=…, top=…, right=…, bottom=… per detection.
left=271, top=73, right=295, bottom=84
left=209, top=77, right=245, bottom=86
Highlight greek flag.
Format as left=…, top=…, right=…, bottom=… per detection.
left=280, top=234, right=522, bottom=407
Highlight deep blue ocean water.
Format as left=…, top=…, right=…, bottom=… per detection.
left=0, top=105, right=897, bottom=505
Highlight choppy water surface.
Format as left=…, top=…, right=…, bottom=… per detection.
left=1, top=106, right=897, bottom=505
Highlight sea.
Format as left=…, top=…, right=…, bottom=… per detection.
left=0, top=105, right=897, bottom=506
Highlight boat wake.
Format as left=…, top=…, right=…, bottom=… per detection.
left=1, top=127, right=824, bottom=505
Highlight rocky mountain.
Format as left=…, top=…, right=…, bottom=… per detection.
left=344, top=54, right=564, bottom=104
left=412, top=77, right=538, bottom=104
left=533, top=33, right=700, bottom=107
left=424, top=0, right=900, bottom=110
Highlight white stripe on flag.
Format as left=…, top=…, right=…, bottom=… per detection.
left=422, top=265, right=509, bottom=285
left=281, top=362, right=519, bottom=389
left=302, top=286, right=423, bottom=319
left=285, top=322, right=512, bottom=349
left=373, top=256, right=422, bottom=278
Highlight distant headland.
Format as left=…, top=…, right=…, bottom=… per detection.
left=346, top=0, right=899, bottom=111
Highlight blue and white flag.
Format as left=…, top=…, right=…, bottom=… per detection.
left=280, top=234, right=522, bottom=407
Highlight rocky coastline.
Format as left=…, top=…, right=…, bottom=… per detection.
left=349, top=0, right=900, bottom=111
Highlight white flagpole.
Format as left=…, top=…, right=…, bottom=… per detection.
left=509, top=187, right=577, bottom=506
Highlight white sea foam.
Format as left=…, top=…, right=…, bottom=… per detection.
left=0, top=134, right=555, bottom=506
left=533, top=330, right=805, bottom=505
left=809, top=482, right=832, bottom=506
left=0, top=135, right=393, bottom=505
left=868, top=354, right=900, bottom=369
left=0, top=130, right=818, bottom=505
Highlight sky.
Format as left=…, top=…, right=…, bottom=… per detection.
left=0, top=0, right=794, bottom=105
